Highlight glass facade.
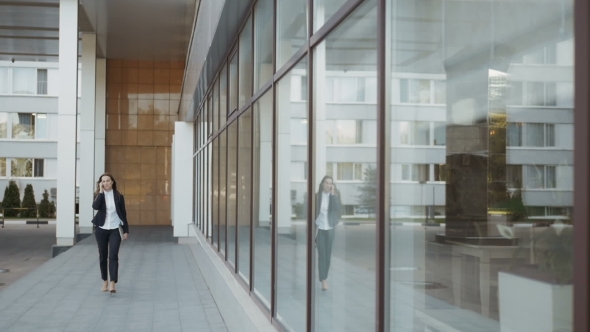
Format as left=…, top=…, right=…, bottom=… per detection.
left=192, top=0, right=575, bottom=330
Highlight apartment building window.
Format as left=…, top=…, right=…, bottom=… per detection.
left=433, top=164, right=448, bottom=182
left=12, top=68, right=36, bottom=94
left=401, top=164, right=429, bottom=182
left=337, top=163, right=363, bottom=180
left=0, top=68, right=8, bottom=94
left=434, top=123, right=446, bottom=145
left=12, top=113, right=35, bottom=139
left=34, top=159, right=44, bottom=177
left=324, top=76, right=376, bottom=103
left=507, top=165, right=523, bottom=188
left=399, top=121, right=430, bottom=145
left=0, top=113, right=7, bottom=138
left=0, top=158, right=5, bottom=176
left=400, top=78, right=430, bottom=103
left=526, top=165, right=556, bottom=189
left=523, top=45, right=557, bottom=65
left=37, top=69, right=48, bottom=95
left=290, top=118, right=308, bottom=144
left=301, top=75, right=308, bottom=101
left=326, top=120, right=363, bottom=144
left=399, top=79, right=446, bottom=104
left=326, top=162, right=334, bottom=177
left=10, top=158, right=44, bottom=177
left=526, top=206, right=570, bottom=218
left=291, top=162, right=307, bottom=180
left=510, top=81, right=557, bottom=106
left=507, top=123, right=555, bottom=147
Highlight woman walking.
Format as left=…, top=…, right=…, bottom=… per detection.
left=315, top=175, right=341, bottom=291
left=92, top=173, right=129, bottom=293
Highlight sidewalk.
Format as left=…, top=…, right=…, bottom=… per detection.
left=0, top=226, right=228, bottom=332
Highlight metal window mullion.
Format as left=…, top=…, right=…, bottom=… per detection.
left=270, top=0, right=278, bottom=321
left=307, top=0, right=315, bottom=329
left=377, top=0, right=391, bottom=330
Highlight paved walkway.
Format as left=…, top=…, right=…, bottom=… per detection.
left=0, top=226, right=228, bottom=332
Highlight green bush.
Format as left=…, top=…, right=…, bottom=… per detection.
left=2, top=181, right=21, bottom=217
left=38, top=189, right=56, bottom=218
left=21, top=184, right=37, bottom=218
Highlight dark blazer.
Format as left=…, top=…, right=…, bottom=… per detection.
left=315, top=192, right=342, bottom=228
left=92, top=190, right=129, bottom=234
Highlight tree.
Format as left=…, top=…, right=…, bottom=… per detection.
left=38, top=189, right=55, bottom=218
left=21, top=184, right=37, bottom=218
left=357, top=165, right=377, bottom=213
left=507, top=186, right=527, bottom=222
left=2, top=181, right=21, bottom=217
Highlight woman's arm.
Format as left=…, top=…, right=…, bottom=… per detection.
left=119, top=194, right=129, bottom=235
left=92, top=193, right=104, bottom=210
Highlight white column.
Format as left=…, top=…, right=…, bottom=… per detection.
left=172, top=122, right=195, bottom=237
left=79, top=33, right=97, bottom=234
left=95, top=58, right=106, bottom=179
left=56, top=0, right=79, bottom=246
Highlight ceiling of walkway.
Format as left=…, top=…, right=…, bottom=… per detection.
left=0, top=0, right=197, bottom=62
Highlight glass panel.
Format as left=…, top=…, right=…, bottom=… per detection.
left=253, top=89, right=273, bottom=307
left=35, top=114, right=47, bottom=139
left=227, top=121, right=238, bottom=266
left=507, top=123, right=523, bottom=146
left=212, top=138, right=219, bottom=247
left=0, top=158, right=5, bottom=176
left=239, top=16, right=253, bottom=108
left=277, top=0, right=307, bottom=69
left=12, top=68, right=36, bottom=94
left=12, top=113, right=34, bottom=139
left=34, top=159, right=44, bottom=177
left=37, top=69, right=48, bottom=95
left=313, top=1, right=377, bottom=330
left=11, top=158, right=32, bottom=177
left=526, top=123, right=544, bottom=147
left=213, top=78, right=219, bottom=133
left=276, top=57, right=308, bottom=331
left=220, top=131, right=228, bottom=255
left=229, top=54, right=239, bottom=114
left=254, top=0, right=273, bottom=90
left=0, top=113, right=7, bottom=138
left=238, top=108, right=252, bottom=282
left=220, top=64, right=228, bottom=128
left=389, top=0, right=574, bottom=330
left=314, top=0, right=348, bottom=33
left=206, top=144, right=212, bottom=238
left=0, top=68, right=8, bottom=94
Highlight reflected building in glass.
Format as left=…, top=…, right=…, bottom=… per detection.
left=189, top=0, right=576, bottom=331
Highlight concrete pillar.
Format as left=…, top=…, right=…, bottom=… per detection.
left=95, top=59, right=106, bottom=179
left=55, top=0, right=79, bottom=247
left=79, top=33, right=97, bottom=235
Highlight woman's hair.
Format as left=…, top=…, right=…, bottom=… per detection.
left=317, top=175, right=334, bottom=194
left=94, top=173, right=118, bottom=196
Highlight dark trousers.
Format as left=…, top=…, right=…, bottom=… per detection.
left=95, top=227, right=122, bottom=283
left=316, top=228, right=335, bottom=281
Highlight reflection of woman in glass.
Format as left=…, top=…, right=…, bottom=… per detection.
left=315, top=175, right=341, bottom=291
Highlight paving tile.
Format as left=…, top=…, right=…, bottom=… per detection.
left=0, top=226, right=229, bottom=332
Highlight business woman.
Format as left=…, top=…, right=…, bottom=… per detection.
left=92, top=173, right=129, bottom=293
left=315, top=175, right=341, bottom=291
